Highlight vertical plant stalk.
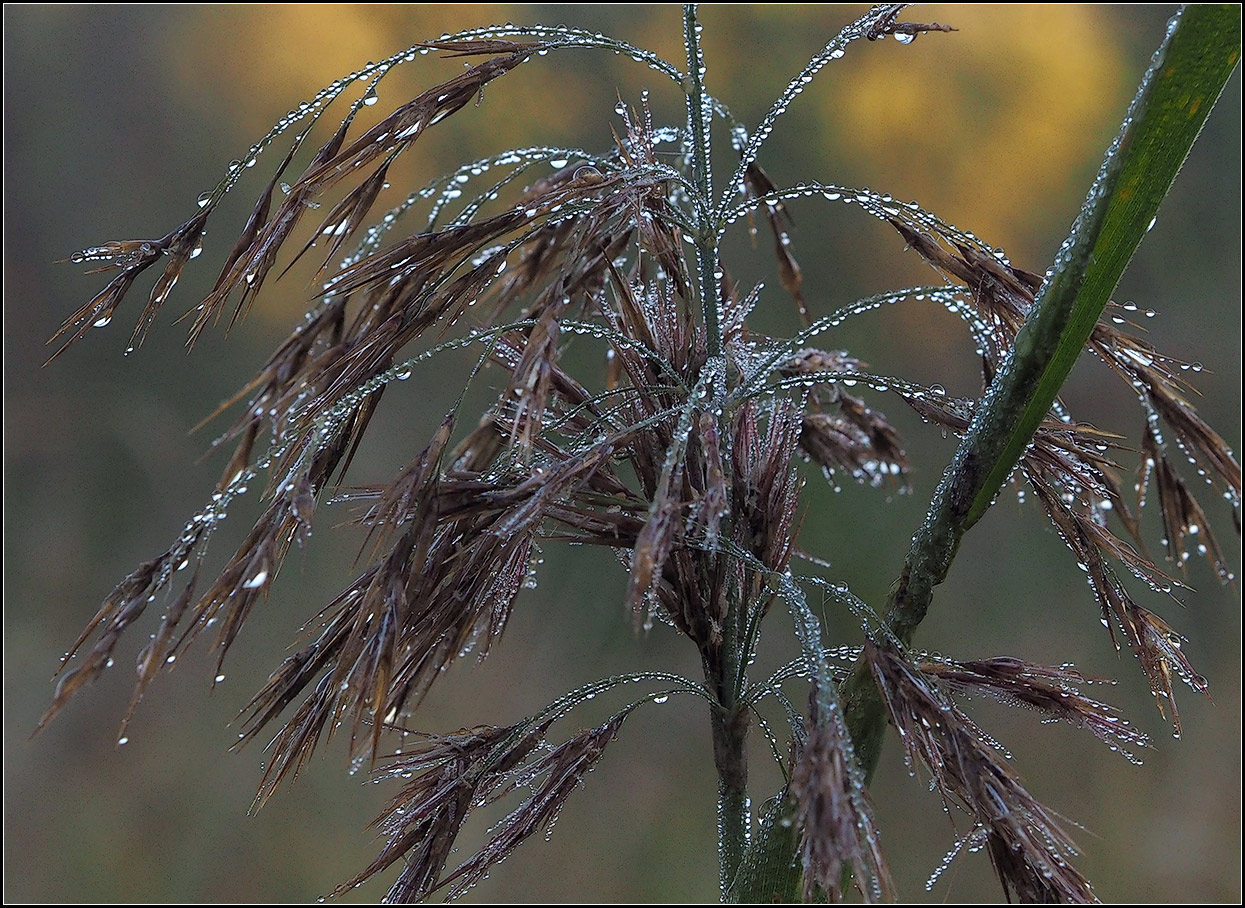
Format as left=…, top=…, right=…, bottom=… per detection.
left=710, top=607, right=750, bottom=895
left=683, top=4, right=747, bottom=892
left=685, top=3, right=724, bottom=362
left=842, top=3, right=1242, bottom=782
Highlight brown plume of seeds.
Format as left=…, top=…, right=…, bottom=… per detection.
left=918, top=655, right=1151, bottom=760
left=866, top=640, right=1097, bottom=903
left=791, top=692, right=892, bottom=902
left=39, top=6, right=1238, bottom=902
left=904, top=389, right=1217, bottom=735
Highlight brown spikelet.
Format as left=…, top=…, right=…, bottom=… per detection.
left=866, top=640, right=1097, bottom=903
left=744, top=161, right=808, bottom=323
left=1144, top=430, right=1233, bottom=580
left=285, top=150, right=402, bottom=282
left=118, top=571, right=200, bottom=742
left=329, top=718, right=552, bottom=902
left=131, top=210, right=212, bottom=350
left=1114, top=601, right=1208, bottom=737
left=350, top=414, right=454, bottom=560
left=186, top=131, right=329, bottom=347
left=293, top=45, right=540, bottom=202
left=47, top=209, right=210, bottom=364
left=888, top=216, right=1042, bottom=360
left=919, top=655, right=1151, bottom=760
left=865, top=6, right=957, bottom=40
left=792, top=699, right=892, bottom=902
left=1093, top=323, right=1242, bottom=496
left=34, top=525, right=204, bottom=737
left=780, top=348, right=911, bottom=489
left=436, top=715, right=626, bottom=900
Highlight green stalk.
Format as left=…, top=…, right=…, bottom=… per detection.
left=683, top=5, right=746, bottom=892
left=684, top=3, right=724, bottom=360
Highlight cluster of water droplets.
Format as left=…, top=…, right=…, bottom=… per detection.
left=187, top=19, right=684, bottom=308
left=1107, top=299, right=1159, bottom=326
left=1121, top=364, right=1239, bottom=580
left=774, top=571, right=875, bottom=765
left=68, top=242, right=155, bottom=271
left=683, top=12, right=715, bottom=210
left=805, top=577, right=903, bottom=650
left=447, top=21, right=685, bottom=85
left=925, top=825, right=990, bottom=891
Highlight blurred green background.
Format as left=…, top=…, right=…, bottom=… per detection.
left=5, top=4, right=1240, bottom=902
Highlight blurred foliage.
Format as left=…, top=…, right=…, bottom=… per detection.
left=4, top=4, right=1239, bottom=903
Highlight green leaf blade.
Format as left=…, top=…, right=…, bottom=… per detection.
left=966, top=3, right=1242, bottom=525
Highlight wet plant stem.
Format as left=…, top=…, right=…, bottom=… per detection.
left=683, top=6, right=745, bottom=889
left=684, top=4, right=723, bottom=361
left=710, top=584, right=750, bottom=892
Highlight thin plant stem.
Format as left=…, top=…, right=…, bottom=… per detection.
left=684, top=3, right=724, bottom=360
left=684, top=5, right=746, bottom=890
